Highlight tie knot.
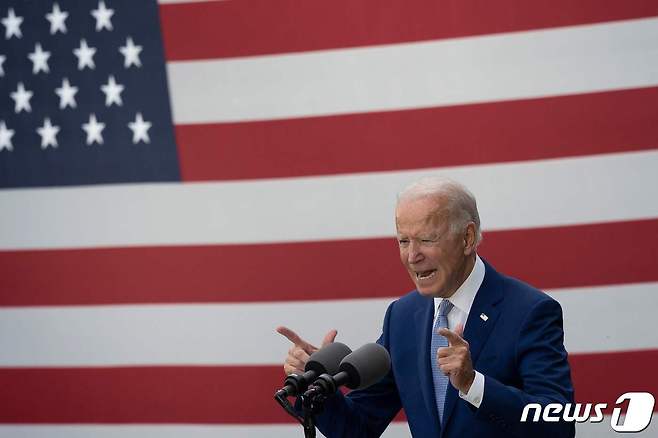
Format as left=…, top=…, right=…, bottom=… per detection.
left=438, top=299, right=454, bottom=317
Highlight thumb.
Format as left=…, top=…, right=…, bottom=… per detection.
left=320, top=329, right=338, bottom=347
left=454, top=323, right=465, bottom=338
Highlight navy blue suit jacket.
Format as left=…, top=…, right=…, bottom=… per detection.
left=314, top=260, right=575, bottom=438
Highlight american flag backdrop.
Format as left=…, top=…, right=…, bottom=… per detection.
left=0, top=0, right=657, bottom=437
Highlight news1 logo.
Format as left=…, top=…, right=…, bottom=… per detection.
left=520, top=392, right=655, bottom=432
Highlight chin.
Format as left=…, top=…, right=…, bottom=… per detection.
left=415, top=284, right=439, bottom=297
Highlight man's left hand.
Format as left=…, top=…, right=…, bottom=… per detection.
left=437, top=324, right=475, bottom=394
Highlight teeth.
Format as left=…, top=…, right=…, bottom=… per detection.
left=416, top=270, right=436, bottom=280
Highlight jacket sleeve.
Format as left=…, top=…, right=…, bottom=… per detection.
left=474, top=297, right=575, bottom=438
left=313, top=300, right=402, bottom=438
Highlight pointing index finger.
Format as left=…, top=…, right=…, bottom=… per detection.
left=276, top=326, right=317, bottom=353
left=321, top=329, right=338, bottom=347
left=438, top=327, right=467, bottom=346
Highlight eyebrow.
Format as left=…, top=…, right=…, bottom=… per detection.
left=396, top=233, right=439, bottom=240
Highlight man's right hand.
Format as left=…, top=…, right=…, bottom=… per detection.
left=276, top=326, right=338, bottom=375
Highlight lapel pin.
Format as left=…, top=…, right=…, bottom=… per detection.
left=480, top=313, right=489, bottom=321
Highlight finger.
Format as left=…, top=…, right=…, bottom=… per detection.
left=276, top=326, right=307, bottom=346
left=438, top=356, right=452, bottom=366
left=438, top=327, right=467, bottom=346
left=320, top=329, right=338, bottom=347
left=286, top=355, right=306, bottom=372
left=437, top=346, right=456, bottom=358
left=293, top=348, right=311, bottom=363
left=439, top=360, right=461, bottom=375
left=284, top=363, right=304, bottom=376
left=276, top=326, right=317, bottom=353
left=439, top=356, right=463, bottom=368
left=436, top=354, right=462, bottom=363
left=439, top=362, right=454, bottom=375
left=454, top=323, right=465, bottom=338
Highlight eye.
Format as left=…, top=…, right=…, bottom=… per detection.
left=398, top=238, right=409, bottom=246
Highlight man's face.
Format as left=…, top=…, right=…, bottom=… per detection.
left=395, top=196, right=471, bottom=298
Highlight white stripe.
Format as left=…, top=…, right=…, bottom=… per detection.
left=0, top=282, right=655, bottom=367
left=0, top=424, right=395, bottom=438
left=0, top=425, right=348, bottom=438
left=552, top=284, right=658, bottom=355
left=0, top=424, right=410, bottom=438
left=0, top=417, right=655, bottom=438
left=167, top=18, right=658, bottom=123
left=1, top=151, right=657, bottom=250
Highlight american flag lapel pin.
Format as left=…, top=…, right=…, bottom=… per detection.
left=480, top=313, right=488, bottom=321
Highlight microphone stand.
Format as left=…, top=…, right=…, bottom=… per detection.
left=302, top=411, right=316, bottom=438
left=273, top=388, right=326, bottom=438
left=274, top=391, right=303, bottom=425
left=301, top=387, right=328, bottom=438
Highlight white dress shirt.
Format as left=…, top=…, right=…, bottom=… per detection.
left=433, top=255, right=485, bottom=408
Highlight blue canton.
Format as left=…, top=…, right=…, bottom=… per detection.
left=0, top=0, right=179, bottom=187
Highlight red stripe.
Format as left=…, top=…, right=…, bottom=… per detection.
left=571, top=350, right=658, bottom=413
left=176, top=88, right=658, bottom=181
left=0, top=350, right=654, bottom=423
left=1, top=219, right=656, bottom=306
left=159, top=0, right=658, bottom=60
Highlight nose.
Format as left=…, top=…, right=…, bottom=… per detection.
left=407, top=240, right=424, bottom=264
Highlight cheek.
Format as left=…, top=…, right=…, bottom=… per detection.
left=424, top=249, right=443, bottom=266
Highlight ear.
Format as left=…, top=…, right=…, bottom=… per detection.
left=463, top=222, right=477, bottom=255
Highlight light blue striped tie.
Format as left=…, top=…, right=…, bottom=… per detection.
left=431, top=299, right=454, bottom=424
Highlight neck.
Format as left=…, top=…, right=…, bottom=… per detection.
left=443, top=254, right=477, bottom=299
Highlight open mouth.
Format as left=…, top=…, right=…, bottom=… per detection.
left=415, top=270, right=437, bottom=280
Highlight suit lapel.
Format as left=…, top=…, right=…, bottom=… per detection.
left=415, top=296, right=441, bottom=432
left=440, top=260, right=504, bottom=434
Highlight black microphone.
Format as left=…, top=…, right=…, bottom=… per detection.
left=276, top=342, right=352, bottom=398
left=304, top=343, right=391, bottom=398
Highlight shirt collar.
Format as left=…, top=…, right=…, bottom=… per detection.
left=434, top=255, right=485, bottom=318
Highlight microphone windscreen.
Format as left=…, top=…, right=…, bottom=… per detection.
left=339, top=343, right=391, bottom=390
left=305, top=342, right=352, bottom=375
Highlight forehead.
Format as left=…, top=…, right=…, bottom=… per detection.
left=395, top=196, right=448, bottom=233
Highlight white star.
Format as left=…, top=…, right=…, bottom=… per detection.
left=55, top=78, right=78, bottom=109
left=0, top=54, right=5, bottom=77
left=82, top=114, right=105, bottom=145
left=91, top=1, right=114, bottom=32
left=2, top=8, right=23, bottom=39
left=10, top=82, right=33, bottom=113
left=36, top=118, right=60, bottom=149
left=119, top=37, right=143, bottom=68
left=45, top=3, right=69, bottom=35
left=73, top=39, right=96, bottom=70
left=28, top=43, right=51, bottom=74
left=0, top=121, right=15, bottom=152
left=101, top=75, right=124, bottom=107
left=128, top=113, right=152, bottom=144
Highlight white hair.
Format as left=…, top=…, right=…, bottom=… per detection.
left=397, top=176, right=483, bottom=246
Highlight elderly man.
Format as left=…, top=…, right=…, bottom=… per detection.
left=278, top=177, right=574, bottom=438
